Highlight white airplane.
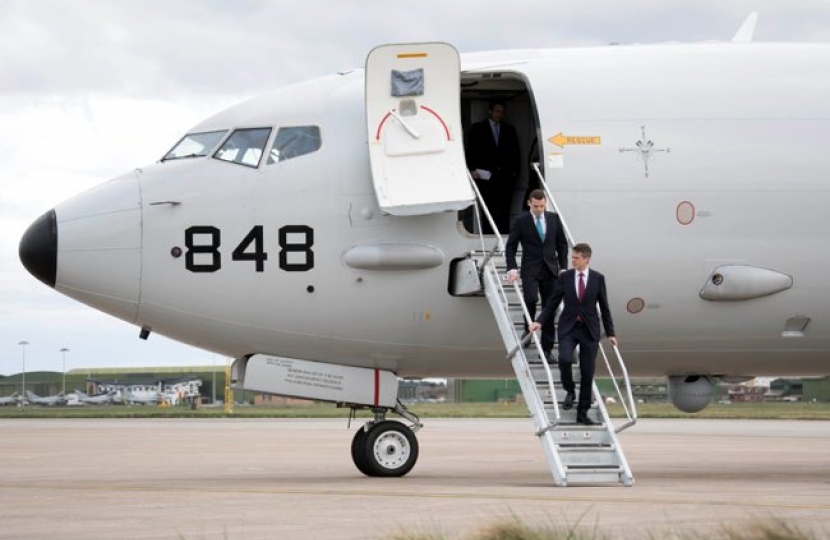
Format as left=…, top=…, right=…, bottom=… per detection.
left=0, top=393, right=21, bottom=406
left=75, top=389, right=117, bottom=405
left=25, top=390, right=68, bottom=407
left=17, top=26, right=830, bottom=482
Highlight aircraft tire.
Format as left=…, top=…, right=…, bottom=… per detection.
left=361, top=420, right=419, bottom=477
left=351, top=426, right=373, bottom=476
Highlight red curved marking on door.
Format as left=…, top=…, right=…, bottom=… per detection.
left=375, top=111, right=394, bottom=141
left=420, top=105, right=451, bottom=140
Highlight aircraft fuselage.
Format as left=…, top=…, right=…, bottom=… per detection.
left=20, top=42, right=830, bottom=379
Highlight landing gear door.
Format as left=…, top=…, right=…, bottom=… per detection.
left=366, top=43, right=474, bottom=216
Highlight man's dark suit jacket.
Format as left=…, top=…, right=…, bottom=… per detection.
left=538, top=268, right=616, bottom=342
left=505, top=211, right=568, bottom=279
left=465, top=119, right=520, bottom=184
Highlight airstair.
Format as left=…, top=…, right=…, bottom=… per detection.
left=466, top=166, right=637, bottom=486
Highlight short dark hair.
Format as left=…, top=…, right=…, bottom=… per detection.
left=488, top=98, right=506, bottom=111
left=528, top=189, right=546, bottom=201
left=573, top=243, right=592, bottom=258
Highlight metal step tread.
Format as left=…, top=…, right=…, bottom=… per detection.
left=565, top=465, right=625, bottom=472
left=557, top=445, right=617, bottom=453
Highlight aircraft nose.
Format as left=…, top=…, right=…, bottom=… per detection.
left=19, top=209, right=58, bottom=288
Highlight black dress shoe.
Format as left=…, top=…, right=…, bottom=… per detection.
left=562, top=392, right=574, bottom=410
left=576, top=413, right=596, bottom=425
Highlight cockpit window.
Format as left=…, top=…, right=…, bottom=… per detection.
left=162, top=130, right=227, bottom=161
left=214, top=128, right=272, bottom=168
left=267, top=126, right=321, bottom=165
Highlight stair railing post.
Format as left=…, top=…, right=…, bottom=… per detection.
left=467, top=171, right=504, bottom=255
left=532, top=163, right=575, bottom=248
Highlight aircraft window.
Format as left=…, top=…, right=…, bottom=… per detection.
left=267, top=126, right=321, bottom=164
left=162, top=130, right=227, bottom=161
left=214, top=127, right=272, bottom=168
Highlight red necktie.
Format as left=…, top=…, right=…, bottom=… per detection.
left=578, top=272, right=585, bottom=303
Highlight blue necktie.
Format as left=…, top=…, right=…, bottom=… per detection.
left=493, top=123, right=500, bottom=146
left=535, top=215, right=545, bottom=241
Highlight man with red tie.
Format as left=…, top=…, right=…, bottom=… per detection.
left=530, top=243, right=618, bottom=425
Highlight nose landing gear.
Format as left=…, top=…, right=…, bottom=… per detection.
left=349, top=402, right=421, bottom=477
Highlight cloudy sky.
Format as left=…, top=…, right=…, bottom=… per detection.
left=3, top=0, right=830, bottom=376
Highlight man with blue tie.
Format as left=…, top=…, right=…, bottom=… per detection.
left=530, top=243, right=618, bottom=425
left=465, top=98, right=521, bottom=234
left=505, top=189, right=568, bottom=361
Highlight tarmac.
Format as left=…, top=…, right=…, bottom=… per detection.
left=0, top=417, right=828, bottom=540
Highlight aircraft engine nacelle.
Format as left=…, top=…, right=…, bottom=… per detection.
left=668, top=375, right=716, bottom=413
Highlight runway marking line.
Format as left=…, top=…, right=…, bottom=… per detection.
left=2, top=483, right=829, bottom=511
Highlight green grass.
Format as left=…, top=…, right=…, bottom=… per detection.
left=1, top=401, right=829, bottom=420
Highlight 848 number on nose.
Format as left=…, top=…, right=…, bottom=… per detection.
left=183, top=225, right=314, bottom=273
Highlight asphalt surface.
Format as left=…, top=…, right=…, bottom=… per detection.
left=0, top=418, right=828, bottom=539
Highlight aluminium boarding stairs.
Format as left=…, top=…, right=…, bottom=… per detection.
left=465, top=167, right=635, bottom=486
left=475, top=253, right=634, bottom=486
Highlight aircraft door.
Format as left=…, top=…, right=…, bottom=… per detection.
left=365, top=43, right=474, bottom=216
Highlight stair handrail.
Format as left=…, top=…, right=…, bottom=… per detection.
left=467, top=167, right=561, bottom=425
left=484, top=260, right=561, bottom=426
left=599, top=344, right=638, bottom=433
left=591, top=374, right=636, bottom=485
left=466, top=171, right=504, bottom=262
left=532, top=163, right=576, bottom=246
left=531, top=162, right=638, bottom=431
left=498, top=265, right=562, bottom=424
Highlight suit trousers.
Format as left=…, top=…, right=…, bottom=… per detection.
left=523, top=267, right=557, bottom=353
left=557, top=321, right=598, bottom=413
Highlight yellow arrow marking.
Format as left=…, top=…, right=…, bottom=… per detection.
left=549, top=132, right=601, bottom=148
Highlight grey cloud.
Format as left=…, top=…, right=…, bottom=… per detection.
left=4, top=0, right=830, bottom=104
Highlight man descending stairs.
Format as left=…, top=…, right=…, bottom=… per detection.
left=504, top=189, right=569, bottom=366
left=477, top=251, right=636, bottom=486
left=464, top=172, right=636, bottom=486
left=530, top=243, right=618, bottom=427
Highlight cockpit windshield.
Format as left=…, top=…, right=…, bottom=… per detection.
left=214, top=128, right=272, bottom=168
left=162, top=130, right=227, bottom=161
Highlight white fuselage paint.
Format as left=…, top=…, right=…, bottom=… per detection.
left=50, top=43, right=830, bottom=379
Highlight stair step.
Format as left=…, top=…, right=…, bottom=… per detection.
left=552, top=428, right=613, bottom=446
left=565, top=470, right=626, bottom=485
left=558, top=447, right=620, bottom=467
left=531, top=365, right=586, bottom=383
left=543, top=408, right=602, bottom=426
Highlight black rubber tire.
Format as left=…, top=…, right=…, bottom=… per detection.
left=351, top=426, right=373, bottom=476
left=361, top=421, right=419, bottom=477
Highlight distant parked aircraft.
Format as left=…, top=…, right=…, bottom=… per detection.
left=0, top=393, right=21, bottom=406
left=75, top=389, right=117, bottom=405
left=25, top=390, right=68, bottom=406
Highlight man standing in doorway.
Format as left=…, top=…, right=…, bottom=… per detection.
left=465, top=98, right=520, bottom=234
left=505, top=189, right=568, bottom=361
left=530, top=243, right=618, bottom=425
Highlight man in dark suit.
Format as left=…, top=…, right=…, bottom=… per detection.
left=530, top=243, right=618, bottom=425
left=505, top=189, right=568, bottom=360
left=465, top=98, right=520, bottom=234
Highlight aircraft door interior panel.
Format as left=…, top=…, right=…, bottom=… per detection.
left=365, top=42, right=474, bottom=216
